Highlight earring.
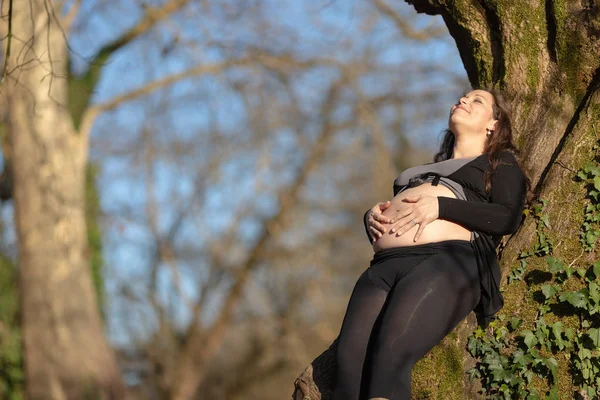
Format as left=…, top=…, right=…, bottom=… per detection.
left=486, top=129, right=492, bottom=136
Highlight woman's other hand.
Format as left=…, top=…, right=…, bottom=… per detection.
left=367, top=200, right=393, bottom=241
left=388, top=194, right=439, bottom=242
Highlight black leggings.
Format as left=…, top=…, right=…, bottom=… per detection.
left=332, top=239, right=480, bottom=400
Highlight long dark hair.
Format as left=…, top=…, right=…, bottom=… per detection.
left=433, top=87, right=533, bottom=205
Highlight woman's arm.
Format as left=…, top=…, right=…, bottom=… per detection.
left=437, top=155, right=527, bottom=236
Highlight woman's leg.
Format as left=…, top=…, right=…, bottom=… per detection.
left=365, top=244, right=480, bottom=400
left=332, top=269, right=389, bottom=400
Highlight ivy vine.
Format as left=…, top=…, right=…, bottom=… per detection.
left=465, top=147, right=600, bottom=400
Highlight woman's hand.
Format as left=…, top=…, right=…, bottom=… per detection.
left=367, top=200, right=394, bottom=241
left=388, top=194, right=439, bottom=242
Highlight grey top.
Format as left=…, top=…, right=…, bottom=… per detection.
left=394, top=155, right=480, bottom=240
left=394, top=155, right=478, bottom=187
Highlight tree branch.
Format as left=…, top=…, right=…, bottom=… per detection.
left=404, top=0, right=494, bottom=86
left=0, top=0, right=14, bottom=85
left=373, top=0, right=447, bottom=41
left=168, top=79, right=346, bottom=400
left=79, top=53, right=342, bottom=139
left=68, top=0, right=193, bottom=129
left=61, top=0, right=82, bottom=33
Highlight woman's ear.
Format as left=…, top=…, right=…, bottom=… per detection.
left=487, top=120, right=498, bottom=132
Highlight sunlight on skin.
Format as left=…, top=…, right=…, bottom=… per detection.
left=369, top=397, right=389, bottom=400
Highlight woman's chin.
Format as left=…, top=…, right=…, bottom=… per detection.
left=448, top=117, right=470, bottom=131
left=449, top=112, right=467, bottom=121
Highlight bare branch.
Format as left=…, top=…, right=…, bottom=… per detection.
left=0, top=0, right=13, bottom=85
left=79, top=53, right=343, bottom=138
left=89, top=0, right=193, bottom=62
left=61, top=0, right=82, bottom=32
left=168, top=79, right=346, bottom=400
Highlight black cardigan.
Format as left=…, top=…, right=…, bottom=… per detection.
left=363, top=150, right=527, bottom=328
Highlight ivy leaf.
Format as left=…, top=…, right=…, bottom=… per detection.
left=519, top=250, right=531, bottom=258
left=467, top=337, right=478, bottom=356
left=594, top=176, right=600, bottom=191
left=526, top=391, right=540, bottom=400
left=510, top=317, right=523, bottom=331
left=578, top=347, right=592, bottom=359
left=587, top=328, right=600, bottom=348
left=466, top=367, right=480, bottom=382
left=593, top=261, right=600, bottom=279
left=589, top=281, right=600, bottom=304
left=522, top=330, right=537, bottom=349
left=559, top=291, right=588, bottom=308
left=540, top=214, right=550, bottom=228
left=541, top=284, right=557, bottom=300
left=547, top=257, right=566, bottom=273
left=565, top=327, right=575, bottom=341
left=545, top=358, right=558, bottom=379
left=583, top=319, right=591, bottom=328
left=523, top=370, right=534, bottom=385
left=552, top=322, right=564, bottom=350
left=565, top=265, right=577, bottom=278
left=513, top=350, right=531, bottom=367
left=490, top=368, right=506, bottom=382
left=547, top=386, right=559, bottom=400
left=586, top=231, right=598, bottom=245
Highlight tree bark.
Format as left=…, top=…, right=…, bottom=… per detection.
left=292, top=0, right=600, bottom=398
left=2, top=1, right=126, bottom=399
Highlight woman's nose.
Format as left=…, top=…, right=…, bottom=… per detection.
left=459, top=97, right=467, bottom=105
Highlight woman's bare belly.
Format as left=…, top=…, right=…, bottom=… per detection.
left=372, top=182, right=472, bottom=252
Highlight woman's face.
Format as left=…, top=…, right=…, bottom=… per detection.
left=448, top=89, right=497, bottom=136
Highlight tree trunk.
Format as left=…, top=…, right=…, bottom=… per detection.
left=292, top=0, right=600, bottom=398
left=2, top=2, right=125, bottom=399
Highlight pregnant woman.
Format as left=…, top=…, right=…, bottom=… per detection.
left=332, top=88, right=530, bottom=400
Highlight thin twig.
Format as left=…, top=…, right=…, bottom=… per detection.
left=568, top=248, right=585, bottom=269
left=0, top=0, right=13, bottom=85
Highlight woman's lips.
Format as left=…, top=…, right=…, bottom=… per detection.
left=452, top=106, right=469, bottom=115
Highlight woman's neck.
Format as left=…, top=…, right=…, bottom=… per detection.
left=451, top=135, right=485, bottom=159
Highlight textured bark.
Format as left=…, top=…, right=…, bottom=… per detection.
left=2, top=2, right=126, bottom=399
left=292, top=0, right=600, bottom=398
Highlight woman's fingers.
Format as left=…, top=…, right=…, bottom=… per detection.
left=372, top=212, right=393, bottom=224
left=378, top=200, right=391, bottom=211
left=413, top=221, right=427, bottom=242
left=402, top=194, right=422, bottom=203
left=368, top=216, right=388, bottom=235
left=369, top=226, right=381, bottom=240
left=391, top=215, right=418, bottom=236
left=388, top=207, right=413, bottom=226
